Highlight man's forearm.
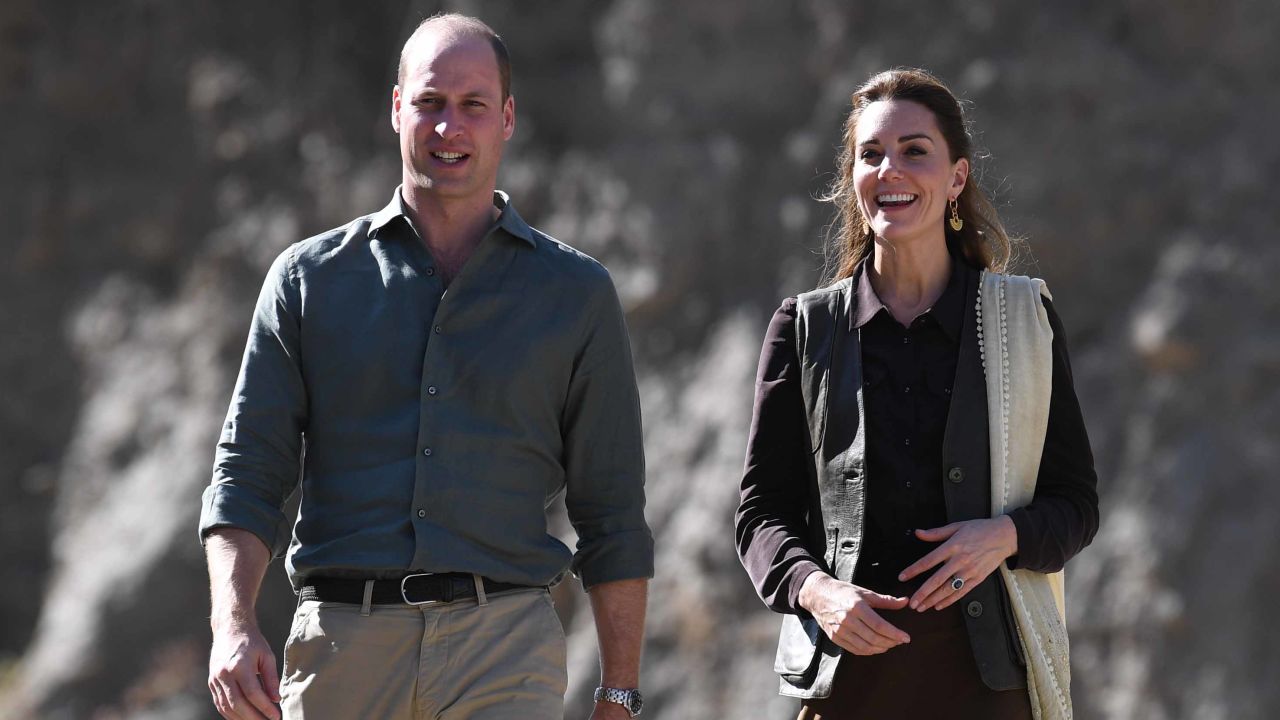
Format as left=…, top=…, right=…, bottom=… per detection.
left=205, top=527, right=282, bottom=719
left=206, top=527, right=272, bottom=630
left=587, top=577, right=648, bottom=688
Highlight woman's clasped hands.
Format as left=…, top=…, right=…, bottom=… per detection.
left=799, top=515, right=1017, bottom=656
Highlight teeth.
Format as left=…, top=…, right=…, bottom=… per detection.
left=877, top=193, right=917, bottom=203
left=433, top=151, right=465, bottom=162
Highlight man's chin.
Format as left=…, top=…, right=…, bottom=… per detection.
left=406, top=174, right=473, bottom=197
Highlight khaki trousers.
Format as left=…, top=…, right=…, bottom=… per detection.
left=279, top=588, right=566, bottom=719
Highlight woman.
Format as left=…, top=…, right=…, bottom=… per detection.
left=735, top=69, right=1099, bottom=719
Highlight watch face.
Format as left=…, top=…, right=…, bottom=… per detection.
left=627, top=692, right=644, bottom=715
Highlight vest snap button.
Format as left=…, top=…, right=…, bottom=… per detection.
left=948, top=467, right=964, bottom=483
left=966, top=600, right=983, bottom=618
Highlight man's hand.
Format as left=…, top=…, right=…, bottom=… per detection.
left=205, top=528, right=276, bottom=720
left=898, top=515, right=1018, bottom=611
left=208, top=621, right=281, bottom=720
left=797, top=572, right=910, bottom=655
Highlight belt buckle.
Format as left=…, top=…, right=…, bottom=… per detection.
left=400, top=573, right=453, bottom=605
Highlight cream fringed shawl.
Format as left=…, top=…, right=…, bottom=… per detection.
left=978, top=271, right=1073, bottom=720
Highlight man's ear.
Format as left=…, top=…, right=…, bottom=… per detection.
left=392, top=85, right=402, bottom=134
left=502, top=95, right=515, bottom=141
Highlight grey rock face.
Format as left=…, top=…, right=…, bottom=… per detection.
left=2, top=1, right=1278, bottom=718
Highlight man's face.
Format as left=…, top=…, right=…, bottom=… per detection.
left=392, top=33, right=515, bottom=204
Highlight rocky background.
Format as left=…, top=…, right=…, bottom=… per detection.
left=2, top=1, right=1278, bottom=718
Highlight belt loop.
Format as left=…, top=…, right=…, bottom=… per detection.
left=472, top=574, right=488, bottom=607
left=360, top=580, right=374, bottom=616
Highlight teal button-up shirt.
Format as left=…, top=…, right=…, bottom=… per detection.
left=200, top=189, right=653, bottom=590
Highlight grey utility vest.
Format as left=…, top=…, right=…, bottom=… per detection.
left=774, top=266, right=1026, bottom=699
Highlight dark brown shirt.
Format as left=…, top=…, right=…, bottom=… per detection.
left=737, top=258, right=1099, bottom=613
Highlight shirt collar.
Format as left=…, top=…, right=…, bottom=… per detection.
left=367, top=187, right=538, bottom=248
left=366, top=190, right=407, bottom=237
left=849, top=251, right=969, bottom=342
left=850, top=260, right=886, bottom=330
left=492, top=190, right=538, bottom=247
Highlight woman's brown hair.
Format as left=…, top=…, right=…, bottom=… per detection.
left=822, top=68, right=1017, bottom=283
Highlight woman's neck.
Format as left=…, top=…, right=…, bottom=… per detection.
left=869, top=236, right=951, bottom=327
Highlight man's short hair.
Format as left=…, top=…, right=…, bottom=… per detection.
left=397, top=13, right=512, bottom=100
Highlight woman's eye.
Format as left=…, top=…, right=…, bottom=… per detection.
left=860, top=149, right=881, bottom=161
left=906, top=146, right=927, bottom=156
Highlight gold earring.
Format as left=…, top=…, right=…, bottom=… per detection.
left=948, top=197, right=964, bottom=232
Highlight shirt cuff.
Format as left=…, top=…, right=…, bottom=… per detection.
left=572, top=528, right=655, bottom=589
left=199, top=482, right=290, bottom=557
left=783, top=560, right=824, bottom=615
left=1007, top=507, right=1033, bottom=571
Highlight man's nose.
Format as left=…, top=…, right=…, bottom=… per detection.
left=434, top=109, right=464, bottom=140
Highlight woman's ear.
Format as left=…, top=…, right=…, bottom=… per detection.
left=951, top=157, right=970, bottom=198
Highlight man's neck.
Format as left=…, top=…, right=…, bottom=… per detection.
left=401, top=186, right=499, bottom=284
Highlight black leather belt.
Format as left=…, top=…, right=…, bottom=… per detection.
left=299, top=573, right=541, bottom=606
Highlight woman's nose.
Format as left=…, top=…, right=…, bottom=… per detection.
left=877, top=154, right=903, bottom=181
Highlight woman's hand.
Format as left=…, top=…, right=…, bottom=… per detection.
left=797, top=572, right=911, bottom=655
left=898, top=516, right=1018, bottom=612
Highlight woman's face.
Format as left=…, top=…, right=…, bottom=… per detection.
left=853, top=99, right=968, bottom=247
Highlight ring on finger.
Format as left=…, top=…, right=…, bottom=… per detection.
left=950, top=576, right=965, bottom=591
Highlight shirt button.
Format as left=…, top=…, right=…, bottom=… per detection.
left=902, top=336, right=911, bottom=345
left=434, top=325, right=442, bottom=334
left=423, top=447, right=433, bottom=457
left=417, top=509, right=426, bottom=518
left=427, top=386, right=438, bottom=395
left=904, top=438, right=911, bottom=447
left=903, top=386, right=911, bottom=394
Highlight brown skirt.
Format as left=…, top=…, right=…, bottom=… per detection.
left=797, top=601, right=1032, bottom=720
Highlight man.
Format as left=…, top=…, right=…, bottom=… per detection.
left=200, top=14, right=651, bottom=720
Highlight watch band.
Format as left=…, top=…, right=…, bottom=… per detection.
left=594, top=686, right=643, bottom=717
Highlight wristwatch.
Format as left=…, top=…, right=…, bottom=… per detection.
left=594, top=686, right=643, bottom=717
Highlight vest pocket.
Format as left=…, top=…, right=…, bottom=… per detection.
left=773, top=613, right=825, bottom=685
left=823, top=525, right=839, bottom=570
left=997, top=579, right=1028, bottom=668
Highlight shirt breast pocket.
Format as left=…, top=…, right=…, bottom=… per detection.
left=861, top=363, right=889, bottom=397
left=924, top=361, right=954, bottom=399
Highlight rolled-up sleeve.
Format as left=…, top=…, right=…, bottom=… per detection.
left=562, top=273, right=653, bottom=588
left=1006, top=298, right=1100, bottom=572
left=199, top=246, right=308, bottom=557
left=736, top=299, right=823, bottom=614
